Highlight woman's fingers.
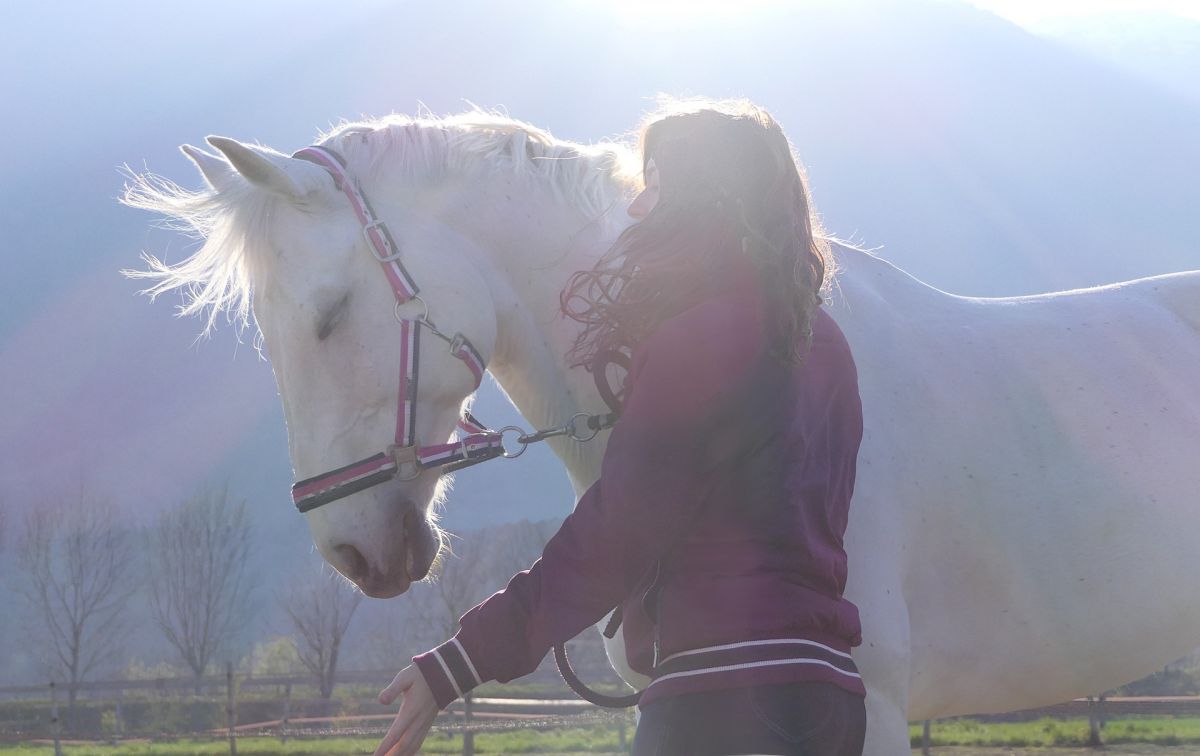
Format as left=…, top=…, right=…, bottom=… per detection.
left=376, top=701, right=437, bottom=756
left=379, top=665, right=415, bottom=705
left=375, top=665, right=441, bottom=755
left=373, top=706, right=412, bottom=756
left=395, top=708, right=439, bottom=756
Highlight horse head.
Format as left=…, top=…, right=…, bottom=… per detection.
left=133, top=132, right=501, bottom=596
left=127, top=114, right=636, bottom=598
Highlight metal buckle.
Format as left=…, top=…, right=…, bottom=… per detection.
left=388, top=444, right=422, bottom=481
left=365, top=220, right=402, bottom=262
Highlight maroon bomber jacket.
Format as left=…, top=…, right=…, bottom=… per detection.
left=413, top=265, right=865, bottom=710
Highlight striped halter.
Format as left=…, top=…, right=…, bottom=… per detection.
left=288, top=145, right=505, bottom=513
left=287, top=144, right=618, bottom=514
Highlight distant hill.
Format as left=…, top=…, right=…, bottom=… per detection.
left=1034, top=12, right=1200, bottom=103
left=1, top=0, right=1196, bottom=682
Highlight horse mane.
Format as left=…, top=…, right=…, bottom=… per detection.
left=321, top=108, right=638, bottom=220
left=122, top=107, right=639, bottom=335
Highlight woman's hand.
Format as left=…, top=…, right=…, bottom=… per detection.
left=373, top=664, right=439, bottom=756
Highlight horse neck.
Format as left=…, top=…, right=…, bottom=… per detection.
left=451, top=175, right=626, bottom=495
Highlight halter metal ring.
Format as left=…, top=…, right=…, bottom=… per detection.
left=566, top=412, right=601, bottom=442
left=394, top=294, right=431, bottom=325
left=498, top=426, right=530, bottom=459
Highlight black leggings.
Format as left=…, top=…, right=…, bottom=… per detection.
left=631, top=681, right=866, bottom=756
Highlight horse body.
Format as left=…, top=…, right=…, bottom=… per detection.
left=127, top=114, right=1200, bottom=755
left=830, top=251, right=1200, bottom=728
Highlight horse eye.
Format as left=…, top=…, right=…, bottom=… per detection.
left=316, top=293, right=351, bottom=341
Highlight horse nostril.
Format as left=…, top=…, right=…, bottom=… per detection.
left=334, top=543, right=369, bottom=583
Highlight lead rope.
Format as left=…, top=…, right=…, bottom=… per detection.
left=552, top=351, right=644, bottom=708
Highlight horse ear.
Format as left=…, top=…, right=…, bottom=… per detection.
left=180, top=144, right=234, bottom=192
left=206, top=135, right=306, bottom=200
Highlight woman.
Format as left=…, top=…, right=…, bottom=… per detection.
left=374, top=98, right=866, bottom=756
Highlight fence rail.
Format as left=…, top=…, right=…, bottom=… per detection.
left=5, top=672, right=1200, bottom=755
left=0, top=670, right=399, bottom=697
left=0, top=669, right=637, bottom=755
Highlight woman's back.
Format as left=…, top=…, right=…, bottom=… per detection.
left=612, top=270, right=865, bottom=705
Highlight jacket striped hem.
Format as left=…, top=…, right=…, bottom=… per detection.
left=412, top=637, right=484, bottom=710
left=640, top=636, right=866, bottom=707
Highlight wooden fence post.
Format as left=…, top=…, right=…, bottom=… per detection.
left=226, top=662, right=238, bottom=756
left=922, top=719, right=932, bottom=755
left=1087, top=695, right=1105, bottom=746
left=113, top=693, right=124, bottom=744
left=49, top=681, right=62, bottom=756
left=462, top=691, right=474, bottom=756
left=280, top=682, right=291, bottom=744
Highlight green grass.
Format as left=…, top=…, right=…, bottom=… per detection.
left=909, top=715, right=1200, bottom=748
left=8, top=716, right=1200, bottom=754
left=0, top=739, right=378, bottom=755
left=0, top=725, right=629, bottom=755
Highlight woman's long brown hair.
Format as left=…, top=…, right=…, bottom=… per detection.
left=560, top=97, right=832, bottom=372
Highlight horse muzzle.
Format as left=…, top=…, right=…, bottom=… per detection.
left=331, top=506, right=438, bottom=598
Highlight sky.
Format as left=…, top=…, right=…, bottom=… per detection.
left=966, top=0, right=1200, bottom=25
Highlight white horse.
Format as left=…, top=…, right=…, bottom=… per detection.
left=125, top=111, right=1200, bottom=754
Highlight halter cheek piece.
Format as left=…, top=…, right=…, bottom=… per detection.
left=288, top=145, right=615, bottom=514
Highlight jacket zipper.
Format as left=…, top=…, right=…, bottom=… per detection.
left=643, top=559, right=665, bottom=670
left=653, top=615, right=662, bottom=669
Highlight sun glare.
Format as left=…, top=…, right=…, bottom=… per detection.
left=597, top=0, right=793, bottom=25
left=965, top=0, right=1200, bottom=26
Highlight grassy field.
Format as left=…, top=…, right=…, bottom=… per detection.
left=0, top=731, right=625, bottom=755
left=0, top=725, right=626, bottom=755
left=7, top=716, right=1200, bottom=754
left=910, top=716, right=1200, bottom=748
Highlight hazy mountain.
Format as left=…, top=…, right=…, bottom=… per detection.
left=1034, top=12, right=1200, bottom=103
left=1, top=0, right=1196, bottom=682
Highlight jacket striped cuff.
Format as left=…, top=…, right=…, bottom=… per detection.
left=412, top=637, right=485, bottom=710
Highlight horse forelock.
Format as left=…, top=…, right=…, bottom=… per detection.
left=122, top=166, right=276, bottom=337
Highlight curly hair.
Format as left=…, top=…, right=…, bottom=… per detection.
left=560, top=97, right=832, bottom=373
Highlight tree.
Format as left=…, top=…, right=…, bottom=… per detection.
left=404, top=532, right=495, bottom=647
left=357, top=599, right=417, bottom=675
left=283, top=568, right=362, bottom=700
left=404, top=519, right=556, bottom=648
left=246, top=636, right=303, bottom=677
left=14, top=495, right=136, bottom=710
left=489, top=519, right=558, bottom=577
left=149, top=487, right=254, bottom=692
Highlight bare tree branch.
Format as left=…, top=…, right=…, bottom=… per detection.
left=13, top=494, right=136, bottom=712
left=404, top=519, right=555, bottom=651
left=357, top=600, right=416, bottom=674
left=148, top=486, right=254, bottom=691
left=283, top=566, right=363, bottom=700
